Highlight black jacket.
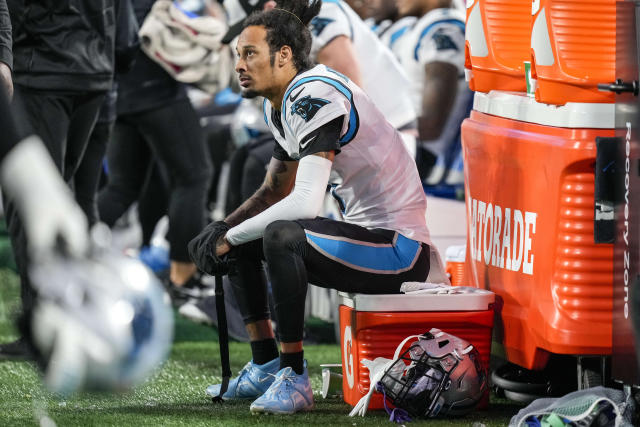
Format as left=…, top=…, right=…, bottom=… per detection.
left=0, top=0, right=11, bottom=69
left=7, top=0, right=116, bottom=92
left=98, top=0, right=139, bottom=124
left=116, top=0, right=186, bottom=115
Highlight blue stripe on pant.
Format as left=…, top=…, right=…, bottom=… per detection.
left=305, top=230, right=422, bottom=274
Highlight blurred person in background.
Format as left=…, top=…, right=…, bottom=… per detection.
left=343, top=0, right=369, bottom=18
left=367, top=0, right=417, bottom=60
left=395, top=0, right=471, bottom=187
left=0, top=34, right=88, bottom=267
left=309, top=0, right=417, bottom=152
left=97, top=0, right=213, bottom=300
left=74, top=0, right=140, bottom=228
left=0, top=0, right=116, bottom=358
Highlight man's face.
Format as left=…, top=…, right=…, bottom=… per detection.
left=235, top=25, right=276, bottom=99
left=368, top=0, right=398, bottom=22
left=344, top=0, right=370, bottom=18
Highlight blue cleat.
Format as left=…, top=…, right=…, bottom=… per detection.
left=206, top=358, right=279, bottom=400
left=249, top=366, right=315, bottom=414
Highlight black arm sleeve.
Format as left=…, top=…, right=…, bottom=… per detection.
left=299, top=116, right=343, bottom=158
left=0, top=0, right=11, bottom=69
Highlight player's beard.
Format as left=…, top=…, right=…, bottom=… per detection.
left=241, top=88, right=260, bottom=99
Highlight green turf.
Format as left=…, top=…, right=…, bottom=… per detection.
left=0, top=268, right=523, bottom=426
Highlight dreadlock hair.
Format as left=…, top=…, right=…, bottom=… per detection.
left=243, top=0, right=322, bottom=72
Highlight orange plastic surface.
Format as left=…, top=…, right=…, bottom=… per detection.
left=339, top=305, right=493, bottom=410
left=461, top=111, right=613, bottom=370
left=532, top=0, right=615, bottom=105
left=465, top=0, right=531, bottom=93
left=446, top=261, right=466, bottom=286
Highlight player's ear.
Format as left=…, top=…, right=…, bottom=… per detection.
left=278, top=45, right=293, bottom=67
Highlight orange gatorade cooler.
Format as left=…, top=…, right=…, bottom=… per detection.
left=462, top=91, right=614, bottom=370
left=465, top=0, right=531, bottom=93
left=339, top=289, right=494, bottom=410
left=531, top=0, right=616, bottom=105
left=445, top=245, right=467, bottom=286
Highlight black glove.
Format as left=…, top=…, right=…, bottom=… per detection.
left=188, top=221, right=233, bottom=275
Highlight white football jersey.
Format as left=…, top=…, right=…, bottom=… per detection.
left=262, top=64, right=430, bottom=244
left=397, top=8, right=473, bottom=152
left=377, top=16, right=418, bottom=60
left=309, top=0, right=416, bottom=129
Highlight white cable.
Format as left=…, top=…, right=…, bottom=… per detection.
left=225, top=154, right=333, bottom=245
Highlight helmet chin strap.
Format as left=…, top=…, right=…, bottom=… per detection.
left=348, top=333, right=426, bottom=418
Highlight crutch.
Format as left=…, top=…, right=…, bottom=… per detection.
left=211, top=273, right=232, bottom=402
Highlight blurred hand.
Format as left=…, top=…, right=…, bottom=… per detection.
left=0, top=62, right=13, bottom=100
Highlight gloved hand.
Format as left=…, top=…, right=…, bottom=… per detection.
left=0, top=136, right=89, bottom=260
left=188, top=220, right=233, bottom=275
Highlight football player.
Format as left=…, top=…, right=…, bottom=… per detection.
left=189, top=0, right=433, bottom=414
left=395, top=0, right=472, bottom=186
left=368, top=0, right=417, bottom=59
left=309, top=0, right=418, bottom=155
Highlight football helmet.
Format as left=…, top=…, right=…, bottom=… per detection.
left=378, top=328, right=488, bottom=418
left=26, top=250, right=174, bottom=395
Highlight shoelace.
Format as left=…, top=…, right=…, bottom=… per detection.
left=237, top=362, right=273, bottom=383
left=234, top=362, right=252, bottom=380
left=266, top=370, right=298, bottom=395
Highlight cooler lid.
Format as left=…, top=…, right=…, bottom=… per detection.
left=445, top=245, right=466, bottom=262
left=339, top=287, right=495, bottom=312
left=473, top=91, right=615, bottom=129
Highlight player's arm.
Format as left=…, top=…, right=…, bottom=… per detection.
left=316, top=35, right=364, bottom=87
left=418, top=61, right=459, bottom=140
left=223, top=151, right=335, bottom=248
left=224, top=157, right=299, bottom=227
left=222, top=117, right=343, bottom=249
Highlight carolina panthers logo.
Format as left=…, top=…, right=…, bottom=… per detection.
left=433, top=30, right=458, bottom=51
left=291, top=95, right=330, bottom=122
left=310, top=17, right=334, bottom=36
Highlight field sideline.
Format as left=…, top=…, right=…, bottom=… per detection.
left=0, top=268, right=522, bottom=426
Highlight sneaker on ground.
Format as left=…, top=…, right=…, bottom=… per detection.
left=206, top=358, right=279, bottom=400
left=169, top=272, right=212, bottom=306
left=249, top=365, right=314, bottom=415
left=178, top=294, right=215, bottom=325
